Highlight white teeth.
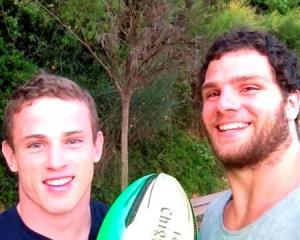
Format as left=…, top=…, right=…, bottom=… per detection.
left=45, top=177, right=73, bottom=186
left=219, top=122, right=249, bottom=131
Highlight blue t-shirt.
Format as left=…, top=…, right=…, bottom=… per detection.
left=200, top=186, right=300, bottom=240
left=0, top=200, right=108, bottom=240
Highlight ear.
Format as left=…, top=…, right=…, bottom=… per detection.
left=93, top=131, right=104, bottom=163
left=2, top=141, right=18, bottom=172
left=285, top=90, right=300, bottom=121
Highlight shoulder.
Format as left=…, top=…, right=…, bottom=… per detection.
left=0, top=206, right=50, bottom=240
left=200, top=190, right=231, bottom=238
left=205, top=190, right=232, bottom=218
left=0, top=206, right=28, bottom=239
left=267, top=185, right=300, bottom=222
left=0, top=206, right=20, bottom=228
left=89, top=200, right=109, bottom=240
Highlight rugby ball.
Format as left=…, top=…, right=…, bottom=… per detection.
left=97, top=173, right=199, bottom=240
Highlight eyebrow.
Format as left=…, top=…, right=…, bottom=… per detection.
left=201, top=75, right=265, bottom=92
left=23, top=134, right=47, bottom=140
left=23, top=131, right=85, bottom=140
left=63, top=131, right=85, bottom=137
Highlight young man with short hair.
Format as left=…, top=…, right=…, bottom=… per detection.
left=0, top=73, right=108, bottom=239
left=199, top=29, right=300, bottom=239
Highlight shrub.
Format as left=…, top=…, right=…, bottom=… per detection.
left=200, top=1, right=262, bottom=42
left=0, top=160, right=18, bottom=210
left=250, top=0, right=300, bottom=14
left=129, top=75, right=178, bottom=143
left=92, top=152, right=122, bottom=204
left=0, top=37, right=37, bottom=209
left=92, top=130, right=227, bottom=204
left=129, top=130, right=227, bottom=197
left=262, top=9, right=300, bottom=56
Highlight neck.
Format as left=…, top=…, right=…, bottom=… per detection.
left=17, top=194, right=91, bottom=240
left=224, top=135, right=300, bottom=230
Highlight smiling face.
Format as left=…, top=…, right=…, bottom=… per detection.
left=201, top=49, right=290, bottom=169
left=2, top=97, right=103, bottom=215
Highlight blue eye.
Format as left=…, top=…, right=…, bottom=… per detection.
left=27, top=142, right=44, bottom=149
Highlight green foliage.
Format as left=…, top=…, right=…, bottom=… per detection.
left=186, top=0, right=223, bottom=37
left=0, top=38, right=36, bottom=83
left=92, top=153, right=122, bottom=204
left=191, top=0, right=300, bottom=73
left=79, top=70, right=121, bottom=144
left=130, top=75, right=178, bottom=142
left=0, top=160, right=18, bottom=209
left=1, top=0, right=54, bottom=51
left=171, top=78, right=198, bottom=130
left=201, top=1, right=262, bottom=41
left=250, top=0, right=300, bottom=14
left=92, top=130, right=227, bottom=204
left=129, top=130, right=227, bottom=197
left=92, top=75, right=202, bottom=204
left=262, top=9, right=300, bottom=56
left=0, top=36, right=36, bottom=209
left=0, top=37, right=37, bottom=134
left=57, top=0, right=105, bottom=41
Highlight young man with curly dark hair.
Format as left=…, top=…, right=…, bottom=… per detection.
left=199, top=29, right=300, bottom=239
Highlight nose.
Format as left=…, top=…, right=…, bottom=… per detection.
left=217, top=89, right=241, bottom=114
left=46, top=144, right=67, bottom=170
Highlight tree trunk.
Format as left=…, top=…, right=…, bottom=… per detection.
left=120, top=92, right=131, bottom=190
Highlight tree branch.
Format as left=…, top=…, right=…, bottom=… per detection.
left=35, top=0, right=114, bottom=80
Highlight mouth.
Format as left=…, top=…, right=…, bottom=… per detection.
left=217, top=122, right=250, bottom=132
left=43, top=176, right=74, bottom=187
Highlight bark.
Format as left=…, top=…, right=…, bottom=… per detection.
left=120, top=91, right=131, bottom=190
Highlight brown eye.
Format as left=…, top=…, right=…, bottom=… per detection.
left=66, top=138, right=83, bottom=145
left=204, top=90, right=220, bottom=100
left=241, top=85, right=260, bottom=93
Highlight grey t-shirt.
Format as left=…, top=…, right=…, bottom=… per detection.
left=200, top=186, right=300, bottom=240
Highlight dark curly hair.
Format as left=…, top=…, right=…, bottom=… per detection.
left=198, top=28, right=300, bottom=104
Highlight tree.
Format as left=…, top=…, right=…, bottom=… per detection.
left=34, top=0, right=191, bottom=189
